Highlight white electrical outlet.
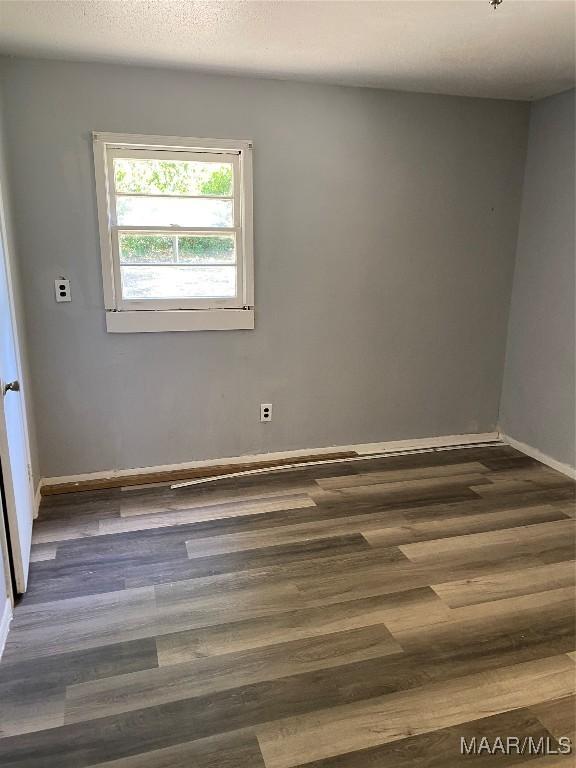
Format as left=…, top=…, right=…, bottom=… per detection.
left=260, top=403, right=272, bottom=422
left=55, top=278, right=71, bottom=303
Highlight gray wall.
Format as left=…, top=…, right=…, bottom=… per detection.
left=0, top=58, right=529, bottom=478
left=500, top=89, right=575, bottom=469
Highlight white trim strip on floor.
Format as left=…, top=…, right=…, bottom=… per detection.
left=171, top=439, right=504, bottom=489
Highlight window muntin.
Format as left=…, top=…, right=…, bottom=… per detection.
left=95, top=138, right=252, bottom=314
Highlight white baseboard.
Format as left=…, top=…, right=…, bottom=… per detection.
left=41, top=431, right=500, bottom=490
left=0, top=596, right=12, bottom=660
left=350, top=432, right=500, bottom=456
left=501, top=433, right=576, bottom=480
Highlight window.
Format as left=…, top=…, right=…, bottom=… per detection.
left=93, top=133, right=254, bottom=332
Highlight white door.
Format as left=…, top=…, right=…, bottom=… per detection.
left=0, top=177, right=33, bottom=593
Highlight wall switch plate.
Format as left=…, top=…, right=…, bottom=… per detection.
left=260, top=403, right=272, bottom=422
left=55, top=278, right=71, bottom=302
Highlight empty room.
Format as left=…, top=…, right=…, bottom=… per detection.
left=0, top=0, right=574, bottom=765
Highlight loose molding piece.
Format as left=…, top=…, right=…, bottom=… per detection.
left=0, top=597, right=12, bottom=661
left=40, top=432, right=500, bottom=496
left=501, top=433, right=576, bottom=480
left=171, top=435, right=501, bottom=489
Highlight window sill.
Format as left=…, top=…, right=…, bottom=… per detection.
left=105, top=308, right=254, bottom=333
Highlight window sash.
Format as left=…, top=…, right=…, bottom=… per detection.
left=106, top=148, right=240, bottom=229
left=104, top=146, right=244, bottom=309
left=111, top=228, right=244, bottom=310
left=93, top=133, right=253, bottom=316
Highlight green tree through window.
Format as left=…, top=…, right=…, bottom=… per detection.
left=114, top=159, right=232, bottom=196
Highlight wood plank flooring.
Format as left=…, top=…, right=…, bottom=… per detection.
left=0, top=444, right=574, bottom=767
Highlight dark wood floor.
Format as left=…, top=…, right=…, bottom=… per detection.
left=0, top=443, right=575, bottom=767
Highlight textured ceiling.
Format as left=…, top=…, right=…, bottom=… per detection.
left=0, top=1, right=574, bottom=100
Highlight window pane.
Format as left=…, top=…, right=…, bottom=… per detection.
left=178, top=235, right=235, bottom=264
left=119, top=234, right=175, bottom=264
left=113, top=158, right=233, bottom=196
left=118, top=233, right=236, bottom=265
left=120, top=265, right=236, bottom=299
left=116, top=196, right=233, bottom=227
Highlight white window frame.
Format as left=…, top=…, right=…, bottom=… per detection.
left=92, top=132, right=254, bottom=332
